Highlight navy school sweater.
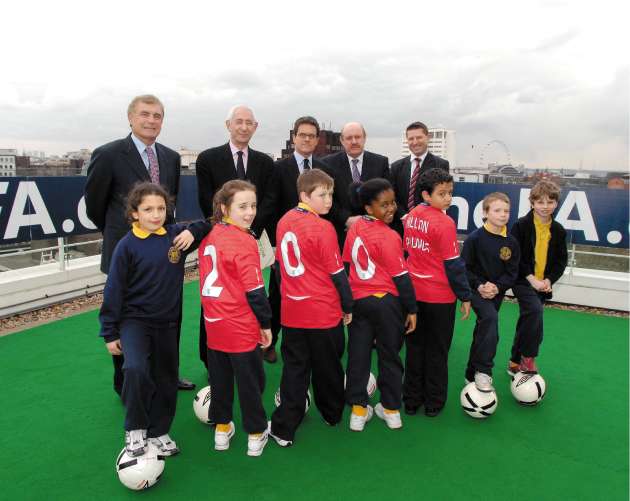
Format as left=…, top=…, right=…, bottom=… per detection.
left=99, top=221, right=212, bottom=342
left=461, top=226, right=520, bottom=295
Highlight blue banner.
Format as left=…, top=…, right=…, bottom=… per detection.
left=0, top=176, right=627, bottom=248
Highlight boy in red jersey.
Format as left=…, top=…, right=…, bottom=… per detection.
left=199, top=180, right=272, bottom=457
left=403, top=168, right=472, bottom=417
left=269, top=169, right=353, bottom=447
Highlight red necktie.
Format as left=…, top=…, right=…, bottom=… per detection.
left=145, top=147, right=160, bottom=184
left=408, top=158, right=421, bottom=210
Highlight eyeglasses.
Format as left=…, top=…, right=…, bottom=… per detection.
left=296, top=133, right=317, bottom=140
left=232, top=119, right=257, bottom=128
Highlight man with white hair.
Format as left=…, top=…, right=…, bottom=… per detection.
left=195, top=105, right=275, bottom=368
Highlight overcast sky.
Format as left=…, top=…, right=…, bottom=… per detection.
left=1, top=0, right=628, bottom=170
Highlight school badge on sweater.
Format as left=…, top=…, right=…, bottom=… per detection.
left=168, top=246, right=181, bottom=264
left=499, top=247, right=512, bottom=261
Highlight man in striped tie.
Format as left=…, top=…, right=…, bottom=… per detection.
left=390, top=122, right=450, bottom=235
left=85, top=94, right=195, bottom=395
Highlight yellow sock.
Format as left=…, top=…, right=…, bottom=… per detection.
left=352, top=405, right=367, bottom=417
left=216, top=423, right=231, bottom=433
left=384, top=407, right=399, bottom=415
left=249, top=433, right=262, bottom=438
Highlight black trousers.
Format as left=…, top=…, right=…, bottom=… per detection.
left=510, top=284, right=546, bottom=363
left=403, top=301, right=456, bottom=410
left=346, top=294, right=405, bottom=410
left=465, top=292, right=504, bottom=380
left=206, top=347, right=267, bottom=434
left=199, top=308, right=208, bottom=369
left=271, top=323, right=345, bottom=442
left=120, top=320, right=178, bottom=437
left=113, top=293, right=183, bottom=394
left=268, top=262, right=282, bottom=349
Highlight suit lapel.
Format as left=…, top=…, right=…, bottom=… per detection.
left=155, top=143, right=168, bottom=186
left=222, top=143, right=237, bottom=178
left=123, top=134, right=151, bottom=182
left=288, top=155, right=300, bottom=179
left=360, top=152, right=369, bottom=181
left=402, top=156, right=412, bottom=203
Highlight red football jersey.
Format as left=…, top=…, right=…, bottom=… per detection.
left=198, top=222, right=264, bottom=352
left=342, top=216, right=408, bottom=300
left=276, top=207, right=344, bottom=329
left=404, top=205, right=460, bottom=303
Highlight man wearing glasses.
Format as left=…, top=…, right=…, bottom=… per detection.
left=195, top=105, right=275, bottom=368
left=262, top=116, right=330, bottom=363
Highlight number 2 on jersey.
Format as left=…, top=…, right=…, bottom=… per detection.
left=201, top=245, right=223, bottom=297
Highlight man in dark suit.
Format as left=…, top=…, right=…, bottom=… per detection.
left=263, top=116, right=329, bottom=363
left=195, top=105, right=274, bottom=367
left=85, top=94, right=195, bottom=394
left=321, top=122, right=390, bottom=246
left=390, top=121, right=450, bottom=233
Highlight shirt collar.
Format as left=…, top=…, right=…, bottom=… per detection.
left=131, top=133, right=156, bottom=156
left=411, top=150, right=428, bottom=165
left=483, top=222, right=507, bottom=237
left=533, top=213, right=552, bottom=227
left=229, top=141, right=248, bottom=157
left=221, top=216, right=250, bottom=232
left=132, top=221, right=167, bottom=238
left=297, top=202, right=319, bottom=216
left=293, top=151, right=312, bottom=168
left=347, top=152, right=364, bottom=166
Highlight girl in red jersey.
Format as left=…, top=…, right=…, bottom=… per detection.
left=198, top=180, right=272, bottom=457
left=343, top=179, right=418, bottom=431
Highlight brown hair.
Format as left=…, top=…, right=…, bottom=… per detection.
left=529, top=179, right=561, bottom=203
left=212, top=180, right=257, bottom=224
left=126, top=182, right=173, bottom=224
left=482, top=192, right=511, bottom=212
left=406, top=121, right=429, bottom=136
left=127, top=94, right=164, bottom=117
left=293, top=116, right=320, bottom=136
left=297, top=168, right=334, bottom=198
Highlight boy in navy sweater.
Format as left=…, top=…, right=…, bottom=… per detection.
left=461, top=192, right=520, bottom=392
left=100, top=182, right=211, bottom=457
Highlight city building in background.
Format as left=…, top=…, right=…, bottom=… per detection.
left=402, top=127, right=456, bottom=166
left=177, top=147, right=200, bottom=170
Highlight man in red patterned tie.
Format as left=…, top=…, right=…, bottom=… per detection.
left=390, top=122, right=450, bottom=235
left=85, top=95, right=195, bottom=395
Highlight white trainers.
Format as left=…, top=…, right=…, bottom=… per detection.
left=125, top=429, right=147, bottom=457
left=349, top=405, right=374, bottom=432
left=268, top=421, right=292, bottom=448
left=149, top=434, right=180, bottom=456
left=474, top=372, right=495, bottom=392
left=247, top=430, right=269, bottom=457
left=214, top=422, right=235, bottom=451
left=374, top=403, right=403, bottom=429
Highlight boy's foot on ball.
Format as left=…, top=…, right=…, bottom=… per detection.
left=520, top=356, right=538, bottom=374
left=125, top=429, right=147, bottom=457
left=149, top=434, right=180, bottom=456
left=507, top=360, right=520, bottom=377
left=474, top=372, right=494, bottom=392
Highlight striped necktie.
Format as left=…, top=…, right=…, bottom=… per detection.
left=351, top=158, right=360, bottom=183
left=408, top=158, right=421, bottom=210
left=145, top=146, right=160, bottom=184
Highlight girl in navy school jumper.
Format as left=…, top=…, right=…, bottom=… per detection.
left=461, top=192, right=520, bottom=392
left=198, top=180, right=272, bottom=457
left=99, top=182, right=211, bottom=458
left=343, top=179, right=418, bottom=431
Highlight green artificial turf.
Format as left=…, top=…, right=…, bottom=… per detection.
left=0, top=281, right=627, bottom=501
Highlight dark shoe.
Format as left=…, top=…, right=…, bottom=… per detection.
left=178, top=378, right=196, bottom=391
left=404, top=405, right=419, bottom=416
left=263, top=347, right=278, bottom=364
left=424, top=407, right=443, bottom=417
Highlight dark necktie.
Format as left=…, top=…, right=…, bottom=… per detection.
left=408, top=158, right=421, bottom=210
left=303, top=158, right=310, bottom=171
left=351, top=158, right=360, bottom=183
left=145, top=147, right=160, bottom=184
left=236, top=150, right=246, bottom=180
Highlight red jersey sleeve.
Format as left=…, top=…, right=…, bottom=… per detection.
left=234, top=239, right=264, bottom=291
left=320, top=224, right=344, bottom=274
left=435, top=217, right=460, bottom=260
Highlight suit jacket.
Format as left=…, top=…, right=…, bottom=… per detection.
left=84, top=134, right=181, bottom=274
left=264, top=155, right=329, bottom=246
left=390, top=152, right=450, bottom=216
left=320, top=150, right=390, bottom=244
left=195, top=143, right=274, bottom=237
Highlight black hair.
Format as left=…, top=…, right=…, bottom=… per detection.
left=418, top=168, right=453, bottom=196
left=126, top=182, right=173, bottom=224
left=293, top=116, right=320, bottom=136
left=348, top=178, right=394, bottom=214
